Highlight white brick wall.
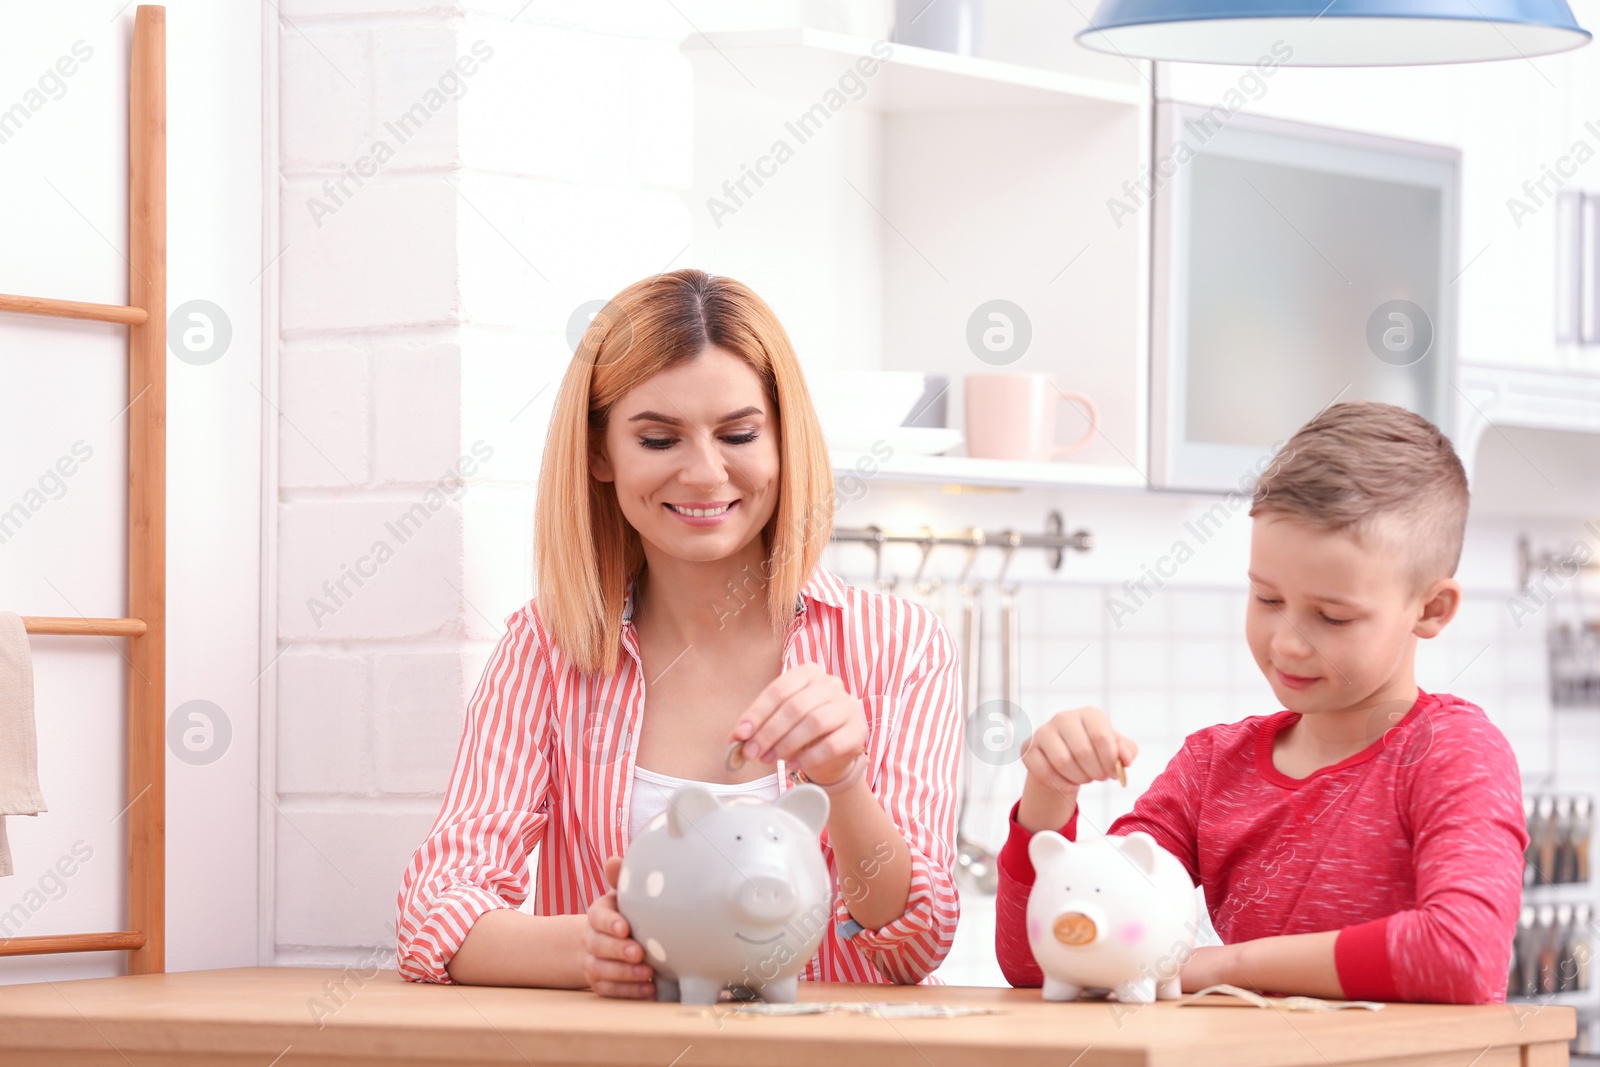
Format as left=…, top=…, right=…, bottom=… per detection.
left=271, top=1, right=693, bottom=965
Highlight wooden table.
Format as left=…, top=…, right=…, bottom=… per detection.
left=0, top=967, right=1576, bottom=1067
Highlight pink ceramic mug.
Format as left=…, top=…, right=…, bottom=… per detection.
left=964, top=374, right=1099, bottom=461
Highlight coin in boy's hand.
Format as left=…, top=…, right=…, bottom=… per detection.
left=725, top=740, right=746, bottom=771
left=1114, top=759, right=1127, bottom=788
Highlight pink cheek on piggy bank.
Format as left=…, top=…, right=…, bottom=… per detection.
left=1117, top=920, right=1147, bottom=945
left=1028, top=919, right=1041, bottom=944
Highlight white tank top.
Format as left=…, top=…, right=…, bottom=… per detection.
left=628, top=764, right=779, bottom=843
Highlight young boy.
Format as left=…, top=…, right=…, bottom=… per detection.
left=995, top=401, right=1529, bottom=1004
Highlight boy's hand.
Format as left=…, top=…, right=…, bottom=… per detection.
left=1179, top=944, right=1238, bottom=992
left=1017, top=706, right=1137, bottom=833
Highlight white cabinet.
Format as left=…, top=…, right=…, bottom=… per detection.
left=1158, top=57, right=1600, bottom=379
left=1457, top=363, right=1600, bottom=485
left=1147, top=100, right=1460, bottom=490
left=681, top=29, right=1154, bottom=491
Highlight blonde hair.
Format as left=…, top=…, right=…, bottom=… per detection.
left=1251, top=401, right=1469, bottom=590
left=534, top=270, right=834, bottom=675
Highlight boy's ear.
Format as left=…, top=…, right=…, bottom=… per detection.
left=1029, top=830, right=1071, bottom=869
left=1414, top=577, right=1462, bottom=639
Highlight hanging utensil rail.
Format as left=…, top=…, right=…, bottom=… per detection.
left=830, top=510, right=1092, bottom=571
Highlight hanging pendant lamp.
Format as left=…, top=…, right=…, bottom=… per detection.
left=1076, top=0, right=1590, bottom=65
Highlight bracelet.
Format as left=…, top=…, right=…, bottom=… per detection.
left=798, top=751, right=867, bottom=795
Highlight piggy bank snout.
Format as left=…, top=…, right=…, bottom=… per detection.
left=1053, top=911, right=1097, bottom=946
left=735, top=875, right=798, bottom=924
left=1049, top=902, right=1108, bottom=947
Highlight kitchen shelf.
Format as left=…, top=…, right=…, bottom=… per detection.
left=684, top=26, right=1152, bottom=485
left=681, top=27, right=1145, bottom=113
left=830, top=449, right=1147, bottom=491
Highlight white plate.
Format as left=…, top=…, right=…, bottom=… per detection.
left=829, top=427, right=963, bottom=456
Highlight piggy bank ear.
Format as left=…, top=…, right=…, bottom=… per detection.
left=776, top=783, right=829, bottom=836
left=1115, top=832, right=1160, bottom=876
left=666, top=786, right=722, bottom=838
left=1028, top=829, right=1071, bottom=869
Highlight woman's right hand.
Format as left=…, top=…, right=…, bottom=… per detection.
left=1018, top=705, right=1137, bottom=832
left=580, top=855, right=656, bottom=999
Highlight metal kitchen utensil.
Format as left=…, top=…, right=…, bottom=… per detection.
left=995, top=530, right=1021, bottom=738
left=866, top=525, right=896, bottom=594
left=912, top=527, right=943, bottom=599
left=981, top=540, right=1022, bottom=895
left=952, top=533, right=997, bottom=895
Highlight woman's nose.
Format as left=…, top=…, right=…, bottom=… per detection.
left=678, top=430, right=728, bottom=488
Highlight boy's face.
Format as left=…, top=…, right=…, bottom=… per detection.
left=1245, top=512, right=1459, bottom=718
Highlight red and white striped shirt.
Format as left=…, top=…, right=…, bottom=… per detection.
left=396, top=566, right=963, bottom=986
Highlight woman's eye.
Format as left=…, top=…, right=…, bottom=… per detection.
left=1321, top=614, right=1350, bottom=626
left=1254, top=596, right=1281, bottom=606
left=639, top=431, right=758, bottom=450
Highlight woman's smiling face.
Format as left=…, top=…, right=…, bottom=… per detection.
left=589, top=345, right=781, bottom=564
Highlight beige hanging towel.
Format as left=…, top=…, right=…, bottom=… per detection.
left=0, top=611, right=48, bottom=877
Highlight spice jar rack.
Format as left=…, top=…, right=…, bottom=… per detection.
left=1511, top=902, right=1593, bottom=998
left=1525, top=794, right=1593, bottom=887
left=1512, top=792, right=1599, bottom=1047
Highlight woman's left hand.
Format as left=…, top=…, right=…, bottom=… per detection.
left=732, top=663, right=867, bottom=785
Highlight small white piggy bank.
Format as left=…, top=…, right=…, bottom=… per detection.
left=1026, top=830, right=1197, bottom=1003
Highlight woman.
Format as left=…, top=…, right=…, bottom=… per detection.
left=395, top=269, right=962, bottom=995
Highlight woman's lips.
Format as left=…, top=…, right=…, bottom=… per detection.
left=664, top=499, right=738, bottom=527
left=1276, top=668, right=1319, bottom=691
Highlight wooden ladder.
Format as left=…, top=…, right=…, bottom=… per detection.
left=0, top=5, right=166, bottom=975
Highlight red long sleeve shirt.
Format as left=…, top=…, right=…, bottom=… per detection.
left=995, top=689, right=1528, bottom=1004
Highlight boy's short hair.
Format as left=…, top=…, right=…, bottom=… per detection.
left=1250, top=401, right=1469, bottom=590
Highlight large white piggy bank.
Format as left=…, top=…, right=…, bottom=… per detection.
left=617, top=783, right=832, bottom=1005
left=1026, top=830, right=1197, bottom=1003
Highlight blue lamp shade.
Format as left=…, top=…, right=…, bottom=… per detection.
left=1077, top=0, right=1590, bottom=65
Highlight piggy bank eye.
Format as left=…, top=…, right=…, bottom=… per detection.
left=766, top=827, right=781, bottom=843
left=735, top=834, right=743, bottom=842
left=1096, top=887, right=1101, bottom=893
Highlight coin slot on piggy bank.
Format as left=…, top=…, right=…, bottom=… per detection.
left=617, top=783, right=832, bottom=1004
